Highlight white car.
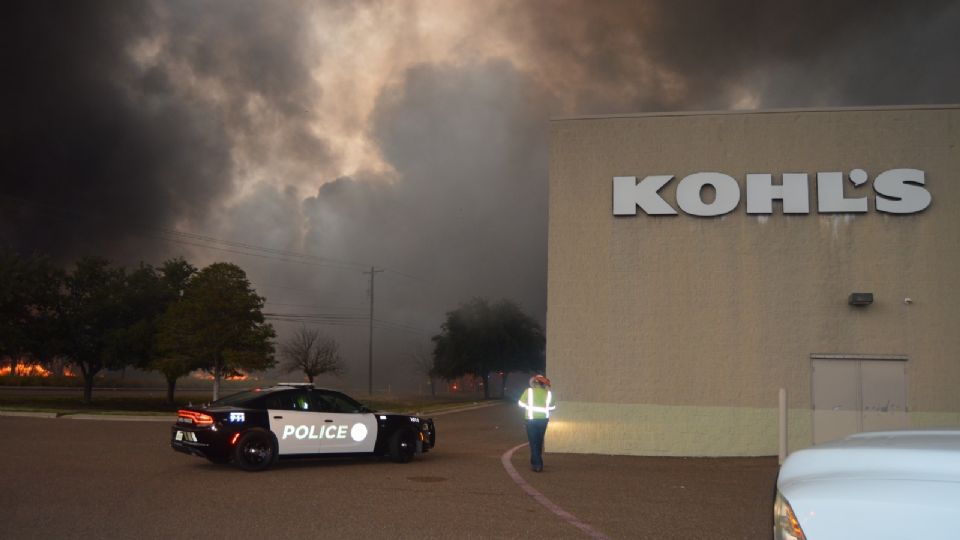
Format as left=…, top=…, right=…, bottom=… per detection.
left=774, top=429, right=960, bottom=540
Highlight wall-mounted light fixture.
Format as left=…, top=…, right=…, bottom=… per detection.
left=848, top=292, right=874, bottom=306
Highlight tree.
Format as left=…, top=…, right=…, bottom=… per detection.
left=490, top=299, right=546, bottom=398
left=0, top=251, right=62, bottom=374
left=432, top=298, right=545, bottom=399
left=158, top=262, right=275, bottom=401
left=279, top=325, right=344, bottom=383
left=113, top=263, right=166, bottom=371
left=54, top=257, right=129, bottom=403
left=145, top=258, right=197, bottom=403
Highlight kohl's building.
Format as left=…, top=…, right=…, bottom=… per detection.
left=546, top=105, right=960, bottom=456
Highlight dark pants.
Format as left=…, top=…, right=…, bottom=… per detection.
left=526, top=419, right=549, bottom=470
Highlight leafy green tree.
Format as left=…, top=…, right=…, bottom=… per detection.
left=432, top=298, right=545, bottom=399
left=0, top=251, right=62, bottom=373
left=113, top=263, right=166, bottom=370
left=126, top=258, right=198, bottom=403
left=158, top=262, right=275, bottom=400
left=54, top=257, right=129, bottom=402
left=490, top=299, right=546, bottom=398
left=279, top=325, right=344, bottom=383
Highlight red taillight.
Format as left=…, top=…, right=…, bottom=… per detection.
left=230, top=433, right=241, bottom=445
left=178, top=410, right=214, bottom=426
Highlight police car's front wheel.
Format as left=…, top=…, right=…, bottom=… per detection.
left=389, top=429, right=417, bottom=463
left=233, top=429, right=277, bottom=472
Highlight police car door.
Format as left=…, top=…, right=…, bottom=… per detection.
left=266, top=390, right=324, bottom=455
left=313, top=390, right=378, bottom=453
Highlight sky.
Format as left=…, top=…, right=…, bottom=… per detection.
left=3, top=0, right=959, bottom=391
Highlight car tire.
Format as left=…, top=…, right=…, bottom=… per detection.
left=389, top=429, right=417, bottom=463
left=232, top=429, right=277, bottom=472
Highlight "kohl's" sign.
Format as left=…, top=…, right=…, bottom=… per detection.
left=613, top=169, right=930, bottom=217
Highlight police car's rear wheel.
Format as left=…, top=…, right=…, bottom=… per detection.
left=389, top=429, right=417, bottom=463
left=233, top=429, right=276, bottom=471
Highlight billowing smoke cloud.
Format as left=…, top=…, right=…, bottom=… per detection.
left=3, top=0, right=958, bottom=389
left=286, top=61, right=550, bottom=388
left=1, top=1, right=331, bottom=261
left=505, top=0, right=960, bottom=113
left=3, top=2, right=228, bottom=258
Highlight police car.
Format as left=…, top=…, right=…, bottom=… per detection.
left=171, top=383, right=436, bottom=471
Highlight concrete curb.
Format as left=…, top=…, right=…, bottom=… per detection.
left=0, top=410, right=59, bottom=419
left=65, top=414, right=175, bottom=422
left=501, top=443, right=611, bottom=540
left=423, top=400, right=505, bottom=417
left=0, top=400, right=505, bottom=423
left=0, top=410, right=175, bottom=421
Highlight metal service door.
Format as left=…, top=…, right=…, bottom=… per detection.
left=861, top=360, right=909, bottom=432
left=811, top=360, right=860, bottom=445
left=811, top=356, right=908, bottom=445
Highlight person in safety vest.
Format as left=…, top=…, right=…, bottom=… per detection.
left=518, top=374, right=556, bottom=472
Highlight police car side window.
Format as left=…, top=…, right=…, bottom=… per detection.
left=263, top=394, right=287, bottom=410
left=323, top=392, right=362, bottom=413
left=264, top=390, right=308, bottom=411
left=292, top=391, right=312, bottom=411
left=311, top=392, right=334, bottom=412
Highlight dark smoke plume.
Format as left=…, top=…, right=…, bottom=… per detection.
left=3, top=0, right=957, bottom=389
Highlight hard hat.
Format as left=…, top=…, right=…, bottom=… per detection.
left=530, top=374, right=551, bottom=387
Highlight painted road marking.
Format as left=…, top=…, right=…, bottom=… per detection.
left=501, top=443, right=611, bottom=540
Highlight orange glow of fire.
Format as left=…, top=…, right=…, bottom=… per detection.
left=190, top=370, right=250, bottom=381
left=0, top=363, right=53, bottom=377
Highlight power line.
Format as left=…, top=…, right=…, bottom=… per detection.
left=251, top=281, right=367, bottom=300
left=0, top=192, right=379, bottom=274
left=373, top=318, right=434, bottom=335
left=262, top=313, right=368, bottom=321
left=263, top=313, right=430, bottom=336
left=3, top=193, right=437, bottom=340
left=263, top=301, right=366, bottom=311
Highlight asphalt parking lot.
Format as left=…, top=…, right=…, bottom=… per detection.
left=0, top=403, right=778, bottom=539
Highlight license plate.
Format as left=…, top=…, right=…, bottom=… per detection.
left=174, top=431, right=197, bottom=442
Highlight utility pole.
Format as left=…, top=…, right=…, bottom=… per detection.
left=365, top=266, right=383, bottom=396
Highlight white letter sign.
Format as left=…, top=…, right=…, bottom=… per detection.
left=614, top=168, right=930, bottom=217
left=873, top=168, right=931, bottom=214
left=613, top=176, right=677, bottom=215
left=746, top=173, right=810, bottom=214
left=676, top=172, right=740, bottom=216
left=816, top=171, right=868, bottom=213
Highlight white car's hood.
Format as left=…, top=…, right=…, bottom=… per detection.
left=777, top=430, right=960, bottom=540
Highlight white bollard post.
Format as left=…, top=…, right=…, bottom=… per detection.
left=779, top=387, right=788, bottom=465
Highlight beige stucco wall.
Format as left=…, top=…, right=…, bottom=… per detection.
left=547, top=106, right=960, bottom=456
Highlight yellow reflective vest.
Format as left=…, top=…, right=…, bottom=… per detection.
left=518, top=387, right=556, bottom=420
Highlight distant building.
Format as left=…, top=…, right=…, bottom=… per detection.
left=547, top=105, right=960, bottom=456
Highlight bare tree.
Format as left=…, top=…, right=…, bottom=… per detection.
left=408, top=341, right=436, bottom=397
left=280, top=325, right=344, bottom=383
